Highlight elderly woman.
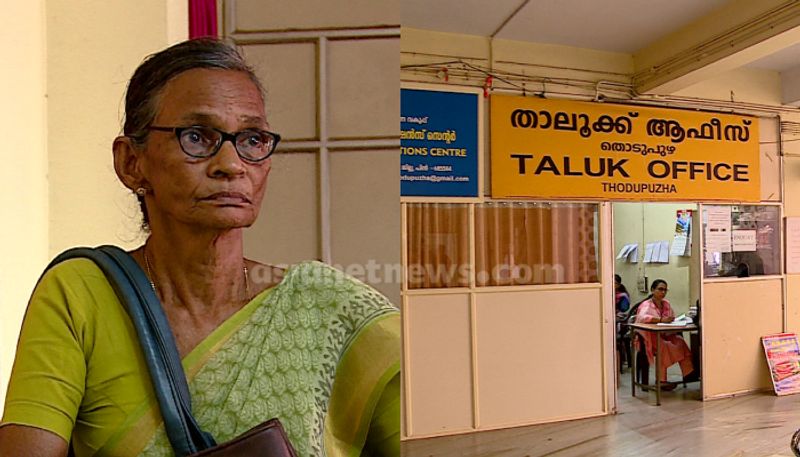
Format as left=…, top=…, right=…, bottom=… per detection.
left=0, top=39, right=400, bottom=456
left=634, top=279, right=695, bottom=389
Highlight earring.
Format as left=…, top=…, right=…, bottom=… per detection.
left=135, top=187, right=147, bottom=197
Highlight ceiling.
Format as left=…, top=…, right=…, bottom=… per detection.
left=402, top=0, right=800, bottom=101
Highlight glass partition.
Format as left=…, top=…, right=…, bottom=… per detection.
left=702, top=205, right=781, bottom=278
left=406, top=203, right=469, bottom=289
left=475, top=202, right=599, bottom=286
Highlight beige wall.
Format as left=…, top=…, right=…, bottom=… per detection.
left=404, top=286, right=605, bottom=438
left=231, top=0, right=401, bottom=304
left=0, top=0, right=187, bottom=414
left=0, top=0, right=48, bottom=411
left=703, top=279, right=783, bottom=398
left=47, top=0, right=187, bottom=255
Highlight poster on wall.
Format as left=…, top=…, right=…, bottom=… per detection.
left=762, top=333, right=800, bottom=396
left=490, top=95, right=760, bottom=201
left=401, top=88, right=480, bottom=197
left=671, top=209, right=692, bottom=256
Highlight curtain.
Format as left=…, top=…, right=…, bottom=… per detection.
left=407, top=203, right=469, bottom=289
left=406, top=202, right=598, bottom=289
left=475, top=202, right=598, bottom=286
left=189, top=0, right=218, bottom=39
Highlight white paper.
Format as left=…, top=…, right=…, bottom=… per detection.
left=670, top=235, right=687, bottom=256
left=656, top=315, right=693, bottom=326
left=616, top=244, right=630, bottom=260
left=627, top=244, right=639, bottom=264
left=787, top=217, right=800, bottom=274
left=658, top=241, right=670, bottom=263
left=644, top=243, right=654, bottom=263
left=705, top=206, right=732, bottom=253
left=732, top=230, right=757, bottom=252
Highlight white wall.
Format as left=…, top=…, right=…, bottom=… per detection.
left=0, top=0, right=48, bottom=412
left=0, top=0, right=187, bottom=414
left=47, top=0, right=187, bottom=255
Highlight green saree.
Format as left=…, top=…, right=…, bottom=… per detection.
left=101, top=261, right=400, bottom=457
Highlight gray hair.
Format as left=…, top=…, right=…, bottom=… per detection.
left=124, top=38, right=264, bottom=144
left=122, top=38, right=265, bottom=228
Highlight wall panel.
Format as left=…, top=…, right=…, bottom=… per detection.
left=243, top=43, right=318, bottom=141
left=405, top=294, right=474, bottom=436
left=233, top=0, right=397, bottom=31
left=328, top=38, right=400, bottom=139
left=703, top=279, right=783, bottom=398
left=475, top=288, right=604, bottom=428
left=244, top=153, right=320, bottom=265
left=331, top=150, right=400, bottom=304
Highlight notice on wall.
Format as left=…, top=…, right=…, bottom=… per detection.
left=490, top=95, right=760, bottom=201
left=643, top=241, right=669, bottom=263
left=671, top=209, right=692, bottom=256
left=401, top=88, right=480, bottom=197
left=786, top=217, right=800, bottom=274
left=644, top=243, right=654, bottom=263
left=670, top=236, right=688, bottom=256
left=762, top=333, right=800, bottom=396
left=732, top=230, right=757, bottom=252
left=705, top=206, right=732, bottom=253
left=616, top=243, right=639, bottom=263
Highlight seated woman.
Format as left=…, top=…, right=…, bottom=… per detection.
left=614, top=274, right=630, bottom=314
left=635, top=279, right=696, bottom=389
left=614, top=274, right=632, bottom=369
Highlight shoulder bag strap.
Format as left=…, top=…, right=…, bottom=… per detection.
left=46, top=246, right=216, bottom=456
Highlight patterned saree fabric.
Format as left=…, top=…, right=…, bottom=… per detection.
left=2, top=259, right=400, bottom=457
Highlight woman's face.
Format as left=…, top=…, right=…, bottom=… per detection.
left=652, top=282, right=668, bottom=301
left=137, top=68, right=272, bottom=232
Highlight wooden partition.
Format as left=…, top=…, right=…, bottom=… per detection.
left=475, top=287, right=605, bottom=428
left=405, top=293, right=474, bottom=436
left=702, top=278, right=783, bottom=398
left=403, top=285, right=607, bottom=437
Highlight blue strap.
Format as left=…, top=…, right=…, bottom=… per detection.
left=46, top=246, right=216, bottom=455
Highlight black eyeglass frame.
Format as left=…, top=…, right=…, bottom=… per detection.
left=145, top=125, right=281, bottom=162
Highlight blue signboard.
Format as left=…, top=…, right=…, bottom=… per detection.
left=401, top=89, right=479, bottom=197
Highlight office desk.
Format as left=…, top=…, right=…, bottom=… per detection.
left=630, top=322, right=699, bottom=405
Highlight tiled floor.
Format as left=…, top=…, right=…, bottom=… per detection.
left=401, top=369, right=800, bottom=457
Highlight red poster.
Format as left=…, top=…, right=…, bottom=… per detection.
left=762, top=333, right=800, bottom=396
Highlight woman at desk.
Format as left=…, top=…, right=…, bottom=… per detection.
left=635, top=279, right=697, bottom=389
left=614, top=274, right=630, bottom=314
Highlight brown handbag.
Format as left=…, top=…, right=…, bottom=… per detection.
left=50, top=247, right=299, bottom=456
left=188, top=419, right=297, bottom=457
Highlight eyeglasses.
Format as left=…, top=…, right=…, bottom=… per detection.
left=655, top=287, right=668, bottom=292
left=146, top=125, right=281, bottom=162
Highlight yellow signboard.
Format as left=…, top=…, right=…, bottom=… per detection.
left=490, top=95, right=760, bottom=201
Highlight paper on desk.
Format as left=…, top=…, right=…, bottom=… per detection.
left=656, top=315, right=693, bottom=326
